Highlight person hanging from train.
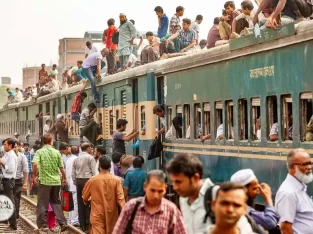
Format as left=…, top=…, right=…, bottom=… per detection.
left=230, top=169, right=280, bottom=231
left=70, top=81, right=88, bottom=123
left=79, top=102, right=99, bottom=146
left=153, top=104, right=166, bottom=136
left=49, top=114, right=69, bottom=143
left=81, top=48, right=109, bottom=103
left=112, top=119, right=139, bottom=175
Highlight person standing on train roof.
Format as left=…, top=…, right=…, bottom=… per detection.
left=32, top=134, right=68, bottom=232
left=112, top=119, right=139, bottom=175
left=191, top=14, right=203, bottom=46
left=82, top=48, right=109, bottom=103
left=83, top=156, right=125, bottom=234
left=155, top=6, right=169, bottom=38
left=70, top=81, right=87, bottom=123
left=38, top=63, right=48, bottom=88
left=153, top=104, right=166, bottom=135
left=85, top=41, right=98, bottom=59
left=106, top=18, right=118, bottom=75
left=230, top=169, right=280, bottom=231
left=118, top=13, right=137, bottom=67
left=169, top=6, right=185, bottom=34
left=275, top=148, right=313, bottom=234
left=129, top=19, right=143, bottom=58
left=166, top=153, right=260, bottom=234
left=113, top=170, right=187, bottom=234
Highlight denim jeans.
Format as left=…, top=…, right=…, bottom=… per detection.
left=71, top=113, right=80, bottom=123
left=82, top=66, right=100, bottom=102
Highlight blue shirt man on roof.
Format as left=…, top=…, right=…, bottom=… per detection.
left=154, top=6, right=169, bottom=38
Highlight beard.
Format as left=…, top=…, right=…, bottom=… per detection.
left=295, top=167, right=313, bottom=184
left=120, top=19, right=126, bottom=25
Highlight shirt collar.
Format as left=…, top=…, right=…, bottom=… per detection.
left=139, top=197, right=165, bottom=214
left=286, top=174, right=307, bottom=192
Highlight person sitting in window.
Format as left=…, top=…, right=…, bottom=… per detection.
left=165, top=116, right=182, bottom=139
left=216, top=123, right=235, bottom=140
left=305, top=115, right=313, bottom=141
left=269, top=113, right=292, bottom=141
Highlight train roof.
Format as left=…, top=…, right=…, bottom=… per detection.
left=2, top=21, right=313, bottom=112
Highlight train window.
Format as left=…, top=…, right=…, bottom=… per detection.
left=140, top=106, right=146, bottom=129
left=281, top=95, right=293, bottom=141
left=215, top=101, right=223, bottom=140
left=267, top=96, right=278, bottom=141
left=239, top=99, right=248, bottom=140
left=226, top=101, right=234, bottom=140
left=194, top=103, right=202, bottom=139
left=109, top=110, right=114, bottom=135
left=300, top=92, right=313, bottom=142
left=167, top=106, right=172, bottom=129
left=183, top=105, right=190, bottom=139
left=121, top=90, right=127, bottom=119
left=116, top=110, right=120, bottom=122
left=251, top=98, right=261, bottom=141
left=176, top=105, right=182, bottom=117
left=203, top=103, right=211, bottom=136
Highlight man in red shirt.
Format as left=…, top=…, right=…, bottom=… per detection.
left=71, top=83, right=88, bottom=122
left=106, top=18, right=118, bottom=75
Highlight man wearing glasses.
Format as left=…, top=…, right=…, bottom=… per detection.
left=275, top=148, right=313, bottom=234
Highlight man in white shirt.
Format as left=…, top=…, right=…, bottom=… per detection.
left=65, top=145, right=80, bottom=227
left=190, top=15, right=203, bottom=45
left=85, top=41, right=98, bottom=58
left=122, top=54, right=140, bottom=71
left=49, top=64, right=59, bottom=79
left=216, top=124, right=234, bottom=140
left=0, top=138, right=18, bottom=231
left=275, top=148, right=313, bottom=234
left=82, top=49, right=109, bottom=103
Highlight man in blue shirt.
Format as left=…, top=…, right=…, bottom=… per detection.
left=155, top=6, right=169, bottom=38
left=123, top=156, right=147, bottom=200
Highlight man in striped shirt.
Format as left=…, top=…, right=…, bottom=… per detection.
left=169, top=6, right=184, bottom=34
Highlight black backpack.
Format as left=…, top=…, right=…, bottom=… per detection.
left=203, top=185, right=268, bottom=234
left=112, top=31, right=119, bottom=45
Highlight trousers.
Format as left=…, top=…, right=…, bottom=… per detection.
left=76, top=178, right=90, bottom=229
left=69, top=191, right=79, bottom=225
left=13, top=179, right=22, bottom=219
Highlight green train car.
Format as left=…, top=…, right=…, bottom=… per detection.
left=1, top=21, right=313, bottom=197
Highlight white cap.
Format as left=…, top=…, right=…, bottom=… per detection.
left=14, top=132, right=19, bottom=136
left=230, top=169, right=257, bottom=186
left=57, top=114, right=64, bottom=120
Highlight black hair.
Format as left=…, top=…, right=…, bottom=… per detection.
left=86, top=41, right=92, bottom=47
left=172, top=116, right=183, bottom=138
left=107, top=18, right=115, bottom=26
left=81, top=143, right=91, bottom=152
left=133, top=156, right=144, bottom=168
left=214, top=17, right=220, bottom=25
left=32, top=144, right=41, bottom=151
left=153, top=104, right=164, bottom=114
left=166, top=153, right=203, bottom=178
left=241, top=0, right=254, bottom=10
left=216, top=182, right=247, bottom=200
left=154, top=6, right=164, bottom=13
left=176, top=6, right=184, bottom=12
left=46, top=119, right=52, bottom=124
left=146, top=170, right=166, bottom=183
left=88, top=103, right=96, bottom=109
left=59, top=142, right=69, bottom=151
left=96, top=145, right=106, bottom=155
left=182, top=18, right=192, bottom=25
left=71, top=145, right=80, bottom=155
left=116, top=119, right=128, bottom=129
left=53, top=64, right=57, bottom=67
left=112, top=152, right=123, bottom=164
left=99, top=156, right=111, bottom=170
left=200, top=39, right=207, bottom=45
left=77, top=60, right=83, bottom=65
left=130, top=19, right=135, bottom=25
left=224, top=1, right=235, bottom=9
left=3, top=138, right=16, bottom=149
left=196, top=15, right=203, bottom=21
left=81, top=92, right=87, bottom=98
left=146, top=31, right=154, bottom=37
left=23, top=143, right=29, bottom=147
left=6, top=88, right=10, bottom=91
left=137, top=155, right=145, bottom=164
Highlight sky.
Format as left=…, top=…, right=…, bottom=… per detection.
left=0, top=0, right=244, bottom=84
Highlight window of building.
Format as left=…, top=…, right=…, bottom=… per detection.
left=184, top=105, right=190, bottom=139
left=281, top=94, right=292, bottom=141
left=226, top=101, right=234, bottom=140
left=251, top=98, right=261, bottom=141
left=109, top=110, right=114, bottom=135
left=140, top=106, right=146, bottom=129
left=194, top=103, right=202, bottom=139
left=215, top=101, right=223, bottom=139
left=300, top=92, right=313, bottom=142
left=203, top=103, right=211, bottom=136
left=121, top=90, right=127, bottom=119
left=239, top=99, right=248, bottom=140
left=267, top=96, right=278, bottom=141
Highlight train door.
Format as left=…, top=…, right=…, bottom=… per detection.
left=132, top=79, right=139, bottom=156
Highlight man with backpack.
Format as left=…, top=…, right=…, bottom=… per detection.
left=166, top=153, right=267, bottom=234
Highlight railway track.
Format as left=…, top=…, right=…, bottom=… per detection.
left=0, top=195, right=84, bottom=233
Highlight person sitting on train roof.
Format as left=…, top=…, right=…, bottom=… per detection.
left=6, top=88, right=16, bottom=104
left=232, top=1, right=254, bottom=35
left=207, top=17, right=224, bottom=49
left=120, top=53, right=141, bottom=72
left=165, top=18, right=197, bottom=53
left=160, top=25, right=182, bottom=55
left=153, top=104, right=166, bottom=136
left=231, top=169, right=280, bottom=231
left=141, top=32, right=161, bottom=64
left=70, top=82, right=88, bottom=123
left=269, top=113, right=292, bottom=141
left=219, top=1, right=241, bottom=40
left=14, top=87, right=23, bottom=103
left=79, top=103, right=98, bottom=146
left=198, top=39, right=208, bottom=50
left=216, top=123, right=234, bottom=140
left=82, top=48, right=109, bottom=103
left=35, top=75, right=59, bottom=100
left=275, top=148, right=313, bottom=234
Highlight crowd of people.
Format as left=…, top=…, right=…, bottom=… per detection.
left=1, top=132, right=313, bottom=234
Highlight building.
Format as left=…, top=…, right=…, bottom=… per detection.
left=22, top=66, right=52, bottom=89
left=1, top=77, right=11, bottom=85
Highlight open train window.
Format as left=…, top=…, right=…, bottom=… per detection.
left=239, top=99, right=248, bottom=140
left=167, top=106, right=172, bottom=130
left=281, top=95, right=293, bottom=141
left=251, top=98, right=261, bottom=141
left=140, top=106, right=146, bottom=129
left=300, top=92, right=313, bottom=142
left=226, top=101, right=234, bottom=140
left=203, top=103, right=211, bottom=136
left=109, top=110, right=114, bottom=135
left=267, top=96, right=278, bottom=141
left=194, top=104, right=202, bottom=139
left=215, top=102, right=223, bottom=140
left=183, top=105, right=190, bottom=139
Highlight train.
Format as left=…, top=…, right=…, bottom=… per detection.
left=1, top=21, right=313, bottom=197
